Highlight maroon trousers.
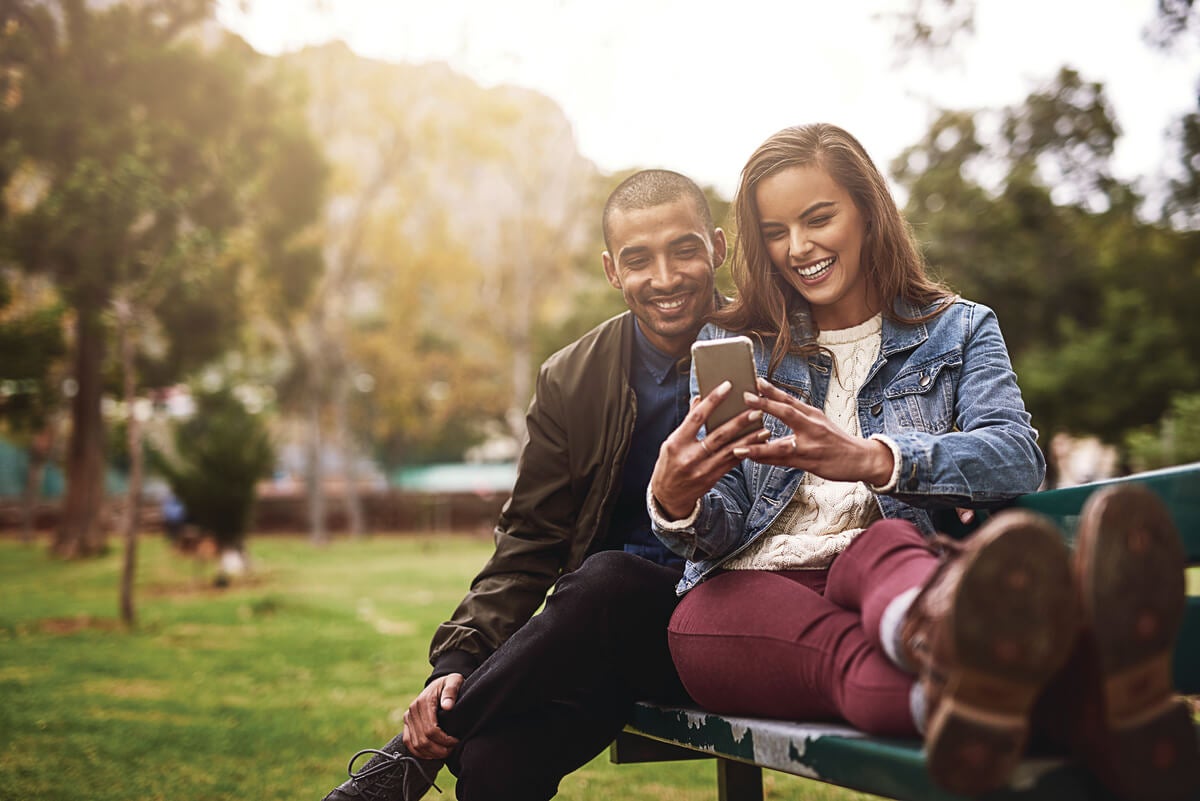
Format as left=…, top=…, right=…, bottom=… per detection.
left=667, top=519, right=938, bottom=737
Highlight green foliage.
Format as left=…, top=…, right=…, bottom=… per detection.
left=893, top=69, right=1200, bottom=446
left=1125, top=392, right=1200, bottom=471
left=0, top=280, right=65, bottom=432
left=150, top=387, right=273, bottom=549
left=0, top=534, right=877, bottom=800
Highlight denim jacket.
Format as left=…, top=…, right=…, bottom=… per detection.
left=652, top=297, right=1046, bottom=594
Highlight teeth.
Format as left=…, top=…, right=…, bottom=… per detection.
left=654, top=297, right=686, bottom=309
left=797, top=257, right=834, bottom=278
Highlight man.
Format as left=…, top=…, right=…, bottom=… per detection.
left=322, top=169, right=732, bottom=801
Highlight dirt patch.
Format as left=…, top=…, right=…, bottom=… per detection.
left=37, top=615, right=123, bottom=635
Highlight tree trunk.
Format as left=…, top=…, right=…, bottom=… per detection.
left=19, top=426, right=53, bottom=544
left=118, top=316, right=141, bottom=626
left=306, top=393, right=327, bottom=545
left=333, top=379, right=365, bottom=538
left=53, top=302, right=107, bottom=558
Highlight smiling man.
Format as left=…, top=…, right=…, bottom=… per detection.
left=322, top=170, right=727, bottom=801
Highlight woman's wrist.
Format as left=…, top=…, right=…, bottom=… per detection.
left=647, top=484, right=701, bottom=528
left=866, top=435, right=902, bottom=492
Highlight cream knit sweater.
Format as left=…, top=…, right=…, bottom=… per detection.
left=726, top=314, right=884, bottom=571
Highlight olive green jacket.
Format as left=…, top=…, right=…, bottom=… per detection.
left=427, top=311, right=638, bottom=680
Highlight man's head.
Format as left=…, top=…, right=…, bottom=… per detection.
left=601, top=170, right=726, bottom=358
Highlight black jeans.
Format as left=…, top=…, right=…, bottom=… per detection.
left=439, top=550, right=689, bottom=801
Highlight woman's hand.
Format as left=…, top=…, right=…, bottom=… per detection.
left=649, top=380, right=770, bottom=520
left=733, top=378, right=894, bottom=486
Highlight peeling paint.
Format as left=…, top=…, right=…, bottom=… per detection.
left=1008, top=756, right=1067, bottom=790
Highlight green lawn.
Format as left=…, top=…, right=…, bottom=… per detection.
left=0, top=533, right=873, bottom=801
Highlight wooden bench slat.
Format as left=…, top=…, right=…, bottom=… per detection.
left=619, top=703, right=1156, bottom=800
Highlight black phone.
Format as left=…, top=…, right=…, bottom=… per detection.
left=691, top=335, right=759, bottom=435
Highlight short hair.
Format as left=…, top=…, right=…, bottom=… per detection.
left=602, top=169, right=714, bottom=253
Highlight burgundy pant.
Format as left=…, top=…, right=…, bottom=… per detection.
left=667, top=519, right=938, bottom=737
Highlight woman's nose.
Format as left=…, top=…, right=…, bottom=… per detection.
left=789, top=229, right=811, bottom=259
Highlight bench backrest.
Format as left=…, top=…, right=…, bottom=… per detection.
left=1013, top=462, right=1200, bottom=695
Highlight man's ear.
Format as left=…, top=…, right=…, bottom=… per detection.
left=602, top=251, right=622, bottom=290
left=712, top=228, right=728, bottom=269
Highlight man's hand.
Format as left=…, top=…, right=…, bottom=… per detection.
left=402, top=673, right=463, bottom=759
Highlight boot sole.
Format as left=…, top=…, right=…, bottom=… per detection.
left=1076, top=484, right=1199, bottom=801
left=926, top=510, right=1079, bottom=796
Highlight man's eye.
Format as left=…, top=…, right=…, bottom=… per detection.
left=675, top=248, right=698, bottom=259
left=626, top=259, right=649, bottom=269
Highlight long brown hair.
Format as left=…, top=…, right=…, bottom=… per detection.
left=713, top=123, right=953, bottom=375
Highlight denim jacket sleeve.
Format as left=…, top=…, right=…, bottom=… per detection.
left=884, top=302, right=1045, bottom=507
left=654, top=463, right=757, bottom=562
left=651, top=322, right=762, bottom=561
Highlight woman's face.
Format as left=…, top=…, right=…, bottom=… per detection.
left=755, top=164, right=873, bottom=330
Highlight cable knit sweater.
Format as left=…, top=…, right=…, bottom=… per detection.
left=725, top=314, right=884, bottom=571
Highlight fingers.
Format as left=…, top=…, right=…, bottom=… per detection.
left=402, top=680, right=462, bottom=759
left=733, top=432, right=796, bottom=462
left=677, top=380, right=734, bottom=441
left=746, top=386, right=814, bottom=430
left=956, top=507, right=975, bottom=525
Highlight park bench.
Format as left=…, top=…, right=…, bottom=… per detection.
left=611, top=462, right=1200, bottom=800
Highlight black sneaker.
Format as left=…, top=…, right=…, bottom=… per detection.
left=322, top=733, right=443, bottom=801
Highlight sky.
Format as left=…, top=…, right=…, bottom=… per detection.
left=215, top=0, right=1200, bottom=200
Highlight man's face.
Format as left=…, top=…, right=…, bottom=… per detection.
left=602, top=198, right=725, bottom=358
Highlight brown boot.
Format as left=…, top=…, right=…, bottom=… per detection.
left=902, top=509, right=1081, bottom=796
left=1071, top=483, right=1199, bottom=801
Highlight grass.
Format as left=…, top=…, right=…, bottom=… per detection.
left=0, top=533, right=874, bottom=801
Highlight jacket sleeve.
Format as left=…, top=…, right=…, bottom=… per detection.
left=427, top=363, right=577, bottom=681
left=886, top=303, right=1046, bottom=508
left=651, top=321, right=759, bottom=562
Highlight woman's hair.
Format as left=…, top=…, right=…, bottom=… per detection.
left=713, top=123, right=954, bottom=375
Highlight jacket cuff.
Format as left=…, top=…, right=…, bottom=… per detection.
left=647, top=484, right=701, bottom=531
left=427, top=649, right=480, bottom=685
left=868, top=434, right=903, bottom=493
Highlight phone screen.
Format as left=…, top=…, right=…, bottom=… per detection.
left=691, top=336, right=758, bottom=435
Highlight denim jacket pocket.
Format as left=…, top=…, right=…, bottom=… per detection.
left=884, top=350, right=962, bottom=432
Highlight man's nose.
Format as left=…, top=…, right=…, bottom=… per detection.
left=650, top=255, right=681, bottom=288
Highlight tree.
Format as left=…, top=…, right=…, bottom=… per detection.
left=0, top=271, right=66, bottom=541
left=150, top=385, right=274, bottom=583
left=892, top=70, right=1200, bottom=478
left=0, top=1, right=318, bottom=557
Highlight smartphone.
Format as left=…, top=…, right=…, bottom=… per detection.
left=691, top=335, right=759, bottom=435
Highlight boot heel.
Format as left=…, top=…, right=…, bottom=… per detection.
left=1075, top=484, right=1200, bottom=801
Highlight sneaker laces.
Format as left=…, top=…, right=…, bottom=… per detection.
left=347, top=749, right=442, bottom=796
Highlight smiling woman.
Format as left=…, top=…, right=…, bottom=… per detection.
left=644, top=121, right=1199, bottom=800
left=756, top=165, right=871, bottom=331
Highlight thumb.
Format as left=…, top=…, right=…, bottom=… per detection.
left=440, top=674, right=464, bottom=710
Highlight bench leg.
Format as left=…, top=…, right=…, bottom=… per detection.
left=717, top=758, right=763, bottom=801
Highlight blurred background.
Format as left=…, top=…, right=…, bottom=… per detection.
left=2, top=0, right=1200, bottom=569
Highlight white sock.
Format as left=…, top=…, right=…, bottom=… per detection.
left=910, top=680, right=928, bottom=734
left=879, top=586, right=921, bottom=673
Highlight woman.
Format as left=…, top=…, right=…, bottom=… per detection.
left=647, top=123, right=1196, bottom=799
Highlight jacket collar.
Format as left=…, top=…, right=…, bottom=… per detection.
left=879, top=295, right=957, bottom=356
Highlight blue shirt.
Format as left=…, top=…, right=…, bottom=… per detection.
left=604, top=321, right=690, bottom=568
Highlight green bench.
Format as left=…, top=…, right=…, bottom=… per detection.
left=611, top=462, right=1200, bottom=800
